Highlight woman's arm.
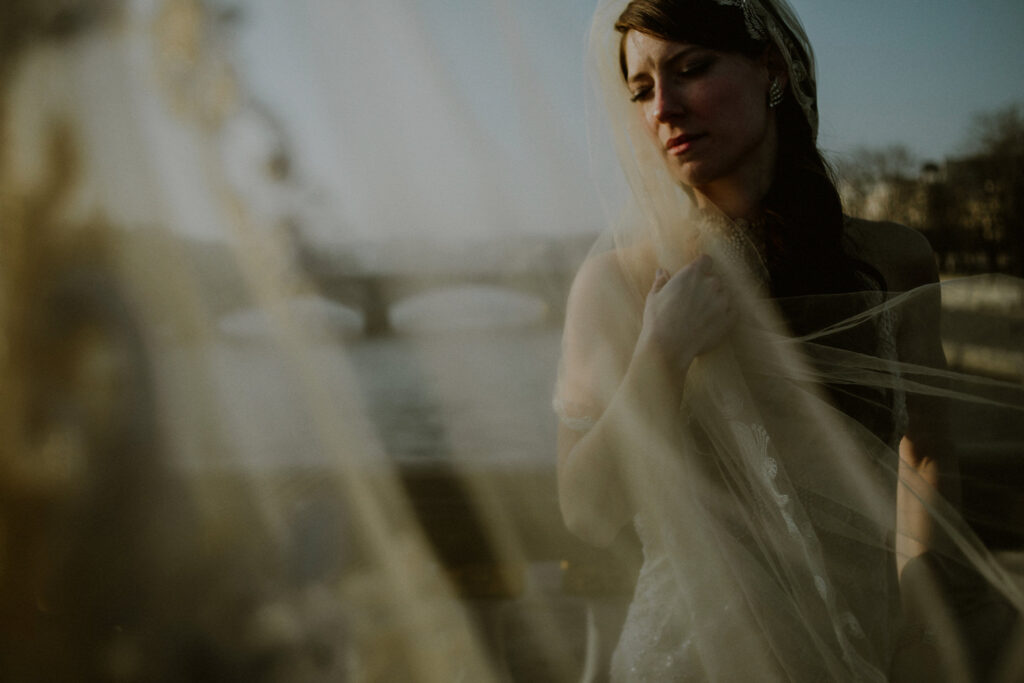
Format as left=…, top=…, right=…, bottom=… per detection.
left=557, top=253, right=734, bottom=546
left=891, top=228, right=960, bottom=577
left=557, top=338, right=685, bottom=546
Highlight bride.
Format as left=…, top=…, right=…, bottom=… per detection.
left=556, top=0, right=1023, bottom=680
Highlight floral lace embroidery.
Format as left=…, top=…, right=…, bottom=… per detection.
left=696, top=211, right=770, bottom=290
left=727, top=416, right=867, bottom=653
left=712, top=0, right=819, bottom=135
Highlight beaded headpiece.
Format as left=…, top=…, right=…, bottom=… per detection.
left=715, top=0, right=819, bottom=138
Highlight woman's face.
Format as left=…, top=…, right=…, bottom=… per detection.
left=622, top=30, right=779, bottom=203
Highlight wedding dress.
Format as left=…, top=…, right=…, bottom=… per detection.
left=557, top=218, right=1024, bottom=681
left=608, top=247, right=907, bottom=680
left=559, top=215, right=909, bottom=681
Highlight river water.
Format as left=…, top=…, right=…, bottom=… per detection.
left=207, top=286, right=565, bottom=468
left=195, top=275, right=1024, bottom=473
left=347, top=325, right=563, bottom=463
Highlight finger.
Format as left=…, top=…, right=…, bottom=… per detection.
left=651, top=267, right=669, bottom=293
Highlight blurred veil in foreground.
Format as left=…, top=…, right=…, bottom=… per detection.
left=1, top=0, right=603, bottom=679
left=1, top=1, right=1023, bottom=682
left=0, top=0, right=503, bottom=679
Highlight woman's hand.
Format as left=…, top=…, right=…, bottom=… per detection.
left=637, top=254, right=735, bottom=380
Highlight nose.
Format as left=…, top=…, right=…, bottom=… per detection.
left=651, top=82, right=684, bottom=123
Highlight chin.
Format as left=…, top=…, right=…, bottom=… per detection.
left=667, top=160, right=713, bottom=190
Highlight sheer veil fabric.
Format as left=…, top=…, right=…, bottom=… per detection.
left=1, top=3, right=503, bottom=680
left=1, top=1, right=1024, bottom=682
left=553, top=0, right=1024, bottom=680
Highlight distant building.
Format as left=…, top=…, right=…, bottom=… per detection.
left=840, top=153, right=1024, bottom=275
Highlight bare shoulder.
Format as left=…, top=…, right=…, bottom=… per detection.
left=567, top=244, right=651, bottom=313
left=844, top=217, right=939, bottom=292
left=563, top=245, right=650, bottom=359
left=566, top=250, right=628, bottom=319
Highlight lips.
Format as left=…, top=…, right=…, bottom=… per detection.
left=665, top=133, right=705, bottom=155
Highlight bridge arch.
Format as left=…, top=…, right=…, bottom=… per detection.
left=313, top=272, right=572, bottom=336
left=389, top=284, right=550, bottom=333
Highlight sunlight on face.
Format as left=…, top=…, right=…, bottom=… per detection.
left=622, top=30, right=779, bottom=211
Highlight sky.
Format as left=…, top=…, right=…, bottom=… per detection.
left=231, top=0, right=1024, bottom=240
left=789, top=0, right=1024, bottom=163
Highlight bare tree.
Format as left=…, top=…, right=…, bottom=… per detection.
left=965, top=104, right=1024, bottom=158
left=833, top=144, right=923, bottom=226
left=950, top=104, right=1024, bottom=274
left=833, top=106, right=1024, bottom=275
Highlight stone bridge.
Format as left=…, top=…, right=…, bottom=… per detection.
left=298, top=235, right=594, bottom=335
left=306, top=269, right=572, bottom=335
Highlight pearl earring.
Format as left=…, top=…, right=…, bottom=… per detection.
left=768, top=77, right=784, bottom=109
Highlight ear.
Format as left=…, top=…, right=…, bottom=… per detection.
left=761, top=46, right=789, bottom=89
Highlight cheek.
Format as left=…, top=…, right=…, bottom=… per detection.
left=637, top=104, right=660, bottom=139
left=637, top=100, right=655, bottom=127
left=686, top=82, right=719, bottom=114
left=706, top=82, right=764, bottom=137
left=696, top=81, right=741, bottom=121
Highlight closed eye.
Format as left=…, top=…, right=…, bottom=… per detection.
left=629, top=87, right=651, bottom=103
left=678, top=58, right=713, bottom=78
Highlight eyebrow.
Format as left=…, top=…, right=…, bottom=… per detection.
left=626, top=46, right=703, bottom=86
